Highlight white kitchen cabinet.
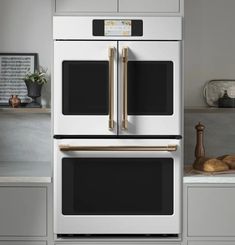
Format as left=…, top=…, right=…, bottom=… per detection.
left=53, top=0, right=182, bottom=14
left=183, top=183, right=235, bottom=245
left=188, top=242, right=235, bottom=245
left=0, top=242, right=46, bottom=245
left=119, top=0, right=180, bottom=13
left=0, top=183, right=52, bottom=245
left=0, top=187, right=47, bottom=236
left=55, top=0, right=117, bottom=13
left=55, top=243, right=181, bottom=245
left=187, top=186, right=235, bottom=237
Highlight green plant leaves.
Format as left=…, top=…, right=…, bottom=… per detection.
left=23, top=66, right=48, bottom=85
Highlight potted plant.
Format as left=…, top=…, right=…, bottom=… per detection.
left=23, top=67, right=48, bottom=108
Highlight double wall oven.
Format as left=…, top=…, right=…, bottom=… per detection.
left=53, top=16, right=183, bottom=236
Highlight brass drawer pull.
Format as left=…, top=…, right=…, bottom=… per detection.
left=59, top=145, right=178, bottom=152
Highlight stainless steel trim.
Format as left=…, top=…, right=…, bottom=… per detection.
left=59, top=145, right=178, bottom=152
left=108, top=47, right=115, bottom=129
left=122, top=47, right=128, bottom=130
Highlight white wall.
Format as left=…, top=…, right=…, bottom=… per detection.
left=0, top=0, right=52, bottom=107
left=0, top=0, right=52, bottom=162
left=184, top=0, right=235, bottom=107
left=183, top=0, right=235, bottom=163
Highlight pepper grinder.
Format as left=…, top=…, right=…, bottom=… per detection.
left=195, top=122, right=205, bottom=160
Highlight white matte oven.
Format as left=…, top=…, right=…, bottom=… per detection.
left=53, top=16, right=183, bottom=237
left=54, top=138, right=182, bottom=235
left=53, top=16, right=182, bottom=136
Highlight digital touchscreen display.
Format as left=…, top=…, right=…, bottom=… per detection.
left=104, top=20, right=131, bottom=36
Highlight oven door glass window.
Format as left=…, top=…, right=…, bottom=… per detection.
left=62, top=61, right=109, bottom=115
left=62, top=158, right=173, bottom=215
left=127, top=61, right=173, bottom=115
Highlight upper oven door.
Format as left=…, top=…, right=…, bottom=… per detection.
left=118, top=41, right=181, bottom=136
left=54, top=138, right=182, bottom=234
left=54, top=41, right=118, bottom=135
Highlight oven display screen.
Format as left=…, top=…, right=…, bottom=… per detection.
left=104, top=20, right=131, bottom=36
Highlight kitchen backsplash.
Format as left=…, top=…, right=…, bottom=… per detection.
left=184, top=112, right=235, bottom=164
left=0, top=113, right=51, bottom=162
left=0, top=112, right=233, bottom=164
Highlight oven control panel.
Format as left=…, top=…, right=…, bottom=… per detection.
left=93, top=19, right=143, bottom=36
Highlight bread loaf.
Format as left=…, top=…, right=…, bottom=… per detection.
left=217, top=155, right=235, bottom=169
left=193, top=157, right=229, bottom=172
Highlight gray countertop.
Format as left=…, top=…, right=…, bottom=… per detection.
left=184, top=166, right=235, bottom=184
left=0, top=161, right=52, bottom=183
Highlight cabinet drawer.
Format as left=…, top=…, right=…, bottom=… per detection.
left=0, top=187, right=47, bottom=236
left=55, top=244, right=180, bottom=245
left=0, top=242, right=46, bottom=245
left=187, top=187, right=235, bottom=237
left=189, top=242, right=235, bottom=245
left=55, top=0, right=117, bottom=13
left=119, top=0, right=180, bottom=13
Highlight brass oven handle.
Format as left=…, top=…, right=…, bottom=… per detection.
left=59, top=145, right=178, bottom=152
left=122, top=47, right=128, bottom=130
left=108, top=47, right=115, bottom=129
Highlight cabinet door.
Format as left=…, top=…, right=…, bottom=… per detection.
left=187, top=187, right=235, bottom=237
left=0, top=187, right=47, bottom=236
left=55, top=244, right=181, bottom=245
left=55, top=0, right=117, bottom=13
left=0, top=243, right=46, bottom=245
left=119, top=0, right=180, bottom=13
left=189, top=242, right=235, bottom=245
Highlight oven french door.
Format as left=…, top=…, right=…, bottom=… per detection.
left=54, top=41, right=181, bottom=136
left=54, top=41, right=118, bottom=135
left=54, top=139, right=182, bottom=234
left=118, top=41, right=181, bottom=136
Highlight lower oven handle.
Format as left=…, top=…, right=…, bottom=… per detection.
left=59, top=145, right=178, bottom=152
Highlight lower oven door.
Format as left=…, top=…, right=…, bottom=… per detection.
left=54, top=138, right=182, bottom=235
